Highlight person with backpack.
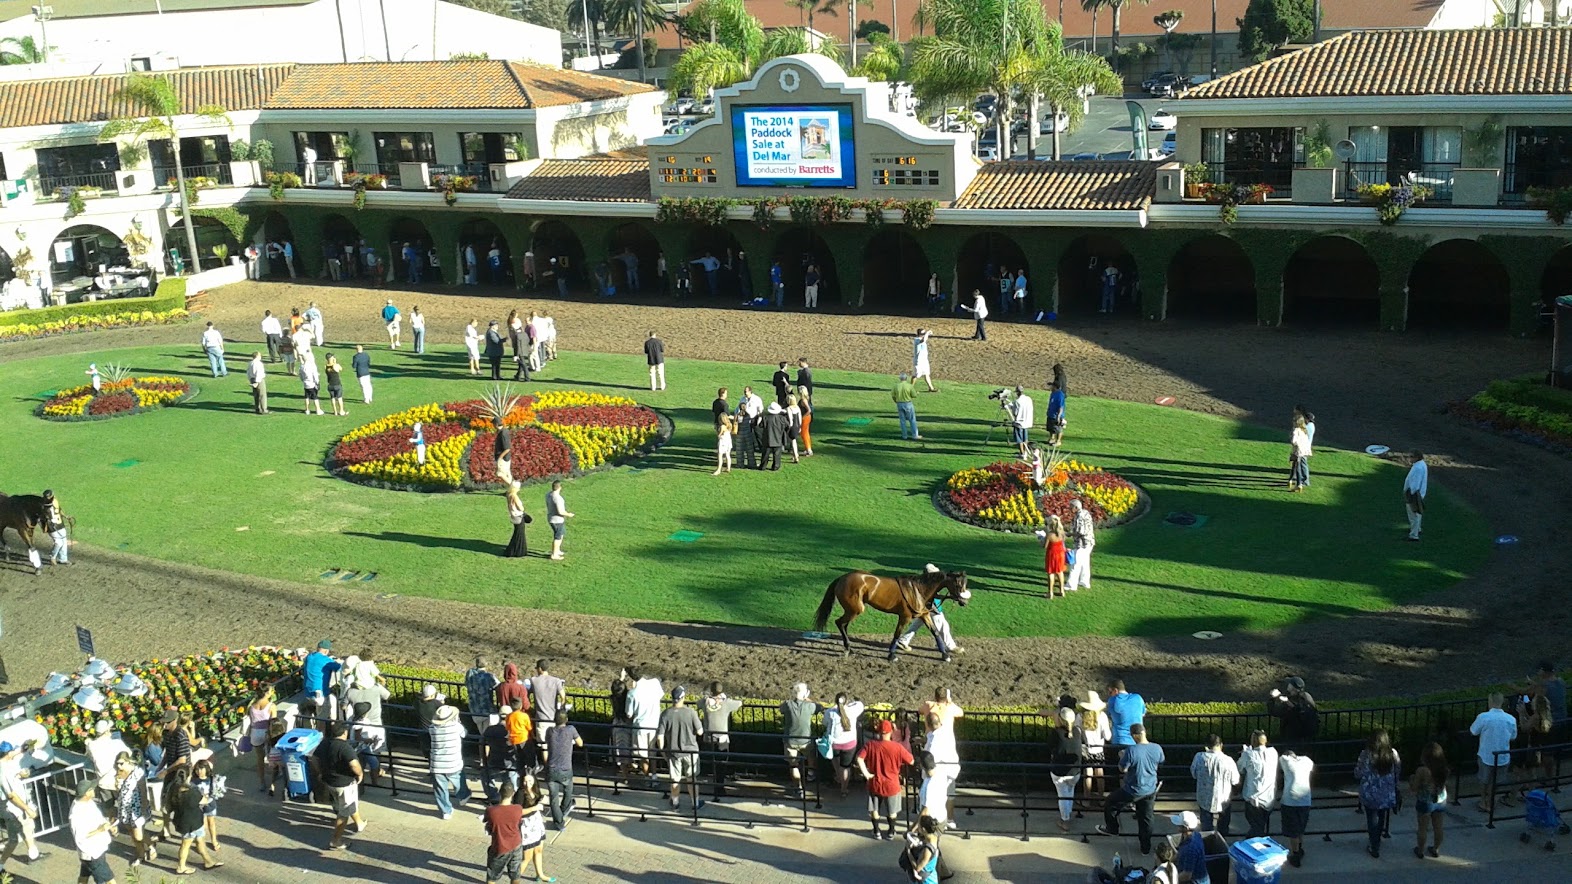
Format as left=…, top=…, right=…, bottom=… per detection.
left=900, top=814, right=941, bottom=883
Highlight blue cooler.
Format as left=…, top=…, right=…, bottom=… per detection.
left=1229, top=836, right=1290, bottom=884
left=277, top=727, right=324, bottom=800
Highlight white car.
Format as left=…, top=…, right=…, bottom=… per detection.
left=697, top=98, right=715, bottom=115
left=1040, top=112, right=1070, bottom=134
left=1157, top=131, right=1177, bottom=157
left=673, top=96, right=696, bottom=115
left=977, top=145, right=1000, bottom=162
left=1148, top=109, right=1177, bottom=130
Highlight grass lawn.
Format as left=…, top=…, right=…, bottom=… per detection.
left=0, top=343, right=1489, bottom=638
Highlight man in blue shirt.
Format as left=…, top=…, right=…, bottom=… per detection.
left=302, top=640, right=341, bottom=707
left=770, top=260, right=784, bottom=307
left=1097, top=723, right=1164, bottom=854
left=1106, top=679, right=1147, bottom=771
left=1046, top=383, right=1067, bottom=447
left=1169, top=810, right=1211, bottom=883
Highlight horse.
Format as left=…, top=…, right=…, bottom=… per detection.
left=814, top=568, right=970, bottom=662
left=0, top=493, right=46, bottom=574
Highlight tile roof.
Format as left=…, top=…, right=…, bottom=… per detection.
left=264, top=61, right=654, bottom=110
left=0, top=64, right=295, bottom=128
left=504, top=159, right=652, bottom=203
left=0, top=0, right=312, bottom=23
left=951, top=161, right=1155, bottom=211
left=1185, top=28, right=1572, bottom=99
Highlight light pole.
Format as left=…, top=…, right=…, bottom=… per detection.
left=1209, top=0, right=1217, bottom=79
left=635, top=0, right=646, bottom=83
left=31, top=5, right=52, bottom=63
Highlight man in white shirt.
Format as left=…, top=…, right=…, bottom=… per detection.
left=1190, top=733, right=1240, bottom=835
left=200, top=322, right=227, bottom=377
left=0, top=740, right=40, bottom=865
left=260, top=310, right=283, bottom=363
left=1010, top=386, right=1034, bottom=460
left=1403, top=452, right=1428, bottom=541
left=1237, top=730, right=1279, bottom=838
left=1066, top=499, right=1095, bottom=591
left=546, top=479, right=573, bottom=561
left=247, top=352, right=269, bottom=415
left=291, top=322, right=314, bottom=365
left=464, top=244, right=478, bottom=285
left=84, top=720, right=130, bottom=783
left=1471, top=693, right=1518, bottom=813
left=959, top=289, right=989, bottom=340
left=624, top=668, right=664, bottom=778
left=69, top=778, right=116, bottom=884
left=304, top=302, right=324, bottom=347
left=1278, top=750, right=1313, bottom=867
left=410, top=307, right=426, bottom=355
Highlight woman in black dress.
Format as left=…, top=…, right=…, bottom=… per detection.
left=324, top=354, right=347, bottom=416
left=504, top=481, right=531, bottom=557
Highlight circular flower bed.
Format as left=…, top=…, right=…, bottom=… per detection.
left=936, top=458, right=1148, bottom=533
left=37, top=375, right=194, bottom=421
left=326, top=390, right=669, bottom=492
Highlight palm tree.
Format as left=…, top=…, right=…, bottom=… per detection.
left=1080, top=0, right=1109, bottom=54
left=852, top=32, right=903, bottom=81
left=1026, top=26, right=1121, bottom=159
left=600, top=0, right=667, bottom=79
left=786, top=0, right=842, bottom=37
left=98, top=73, right=231, bottom=275
left=671, top=0, right=840, bottom=95
left=0, top=35, right=46, bottom=65
left=1107, top=0, right=1151, bottom=70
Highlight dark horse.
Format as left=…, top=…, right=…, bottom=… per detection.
left=0, top=493, right=46, bottom=574
left=814, top=568, right=970, bottom=662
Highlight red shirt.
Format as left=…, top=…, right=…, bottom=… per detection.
left=484, top=803, right=524, bottom=855
left=859, top=739, right=913, bottom=798
left=498, top=680, right=529, bottom=713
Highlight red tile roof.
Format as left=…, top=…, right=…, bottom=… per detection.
left=0, top=64, right=294, bottom=128
left=1184, top=28, right=1572, bottom=99
left=951, top=161, right=1155, bottom=211
left=503, top=159, right=652, bottom=202
left=265, top=61, right=654, bottom=110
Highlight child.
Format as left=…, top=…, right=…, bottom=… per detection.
left=85, top=362, right=101, bottom=392
left=191, top=756, right=222, bottom=853
left=1029, top=446, right=1046, bottom=488
left=410, top=422, right=426, bottom=466
left=713, top=414, right=734, bottom=476
left=1038, top=515, right=1068, bottom=599
left=264, top=716, right=289, bottom=799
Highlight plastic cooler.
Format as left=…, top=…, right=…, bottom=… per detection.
left=276, top=727, right=324, bottom=800
left=1229, top=836, right=1290, bottom=884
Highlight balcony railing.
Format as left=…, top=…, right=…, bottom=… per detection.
left=432, top=163, right=497, bottom=192
left=36, top=171, right=119, bottom=197
left=152, top=162, right=233, bottom=187
left=1343, top=161, right=1457, bottom=203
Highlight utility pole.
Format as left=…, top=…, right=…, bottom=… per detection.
left=635, top=0, right=646, bottom=83
left=849, top=0, right=858, bottom=68
left=582, top=1, right=595, bottom=68
left=31, top=5, right=52, bottom=63
left=1210, top=0, right=1217, bottom=79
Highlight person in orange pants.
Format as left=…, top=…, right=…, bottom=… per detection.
left=797, top=386, right=814, bottom=456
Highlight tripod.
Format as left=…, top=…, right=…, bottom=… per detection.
left=981, top=400, right=1016, bottom=449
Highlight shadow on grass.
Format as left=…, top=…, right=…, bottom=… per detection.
left=343, top=530, right=500, bottom=555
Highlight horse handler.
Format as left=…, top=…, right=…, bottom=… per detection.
left=896, top=565, right=962, bottom=655
left=42, top=489, right=70, bottom=566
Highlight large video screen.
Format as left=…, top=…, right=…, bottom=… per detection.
left=731, top=104, right=857, bottom=188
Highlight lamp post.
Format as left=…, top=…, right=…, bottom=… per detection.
left=1209, top=0, right=1217, bottom=79
left=31, top=5, right=52, bottom=63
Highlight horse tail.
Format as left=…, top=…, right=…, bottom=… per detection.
left=814, top=579, right=841, bottom=632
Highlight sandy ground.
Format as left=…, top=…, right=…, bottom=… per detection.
left=2, top=279, right=1563, bottom=707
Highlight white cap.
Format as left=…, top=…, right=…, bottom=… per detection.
left=1170, top=810, right=1200, bottom=830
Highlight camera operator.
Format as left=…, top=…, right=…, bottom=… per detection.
left=1009, top=385, right=1034, bottom=460
left=1267, top=676, right=1320, bottom=750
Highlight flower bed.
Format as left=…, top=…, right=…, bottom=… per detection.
left=33, top=647, right=298, bottom=753
left=935, top=458, right=1147, bottom=533
left=325, top=391, right=668, bottom=492
left=38, top=376, right=194, bottom=422
left=1449, top=376, right=1572, bottom=457
left=0, top=308, right=189, bottom=343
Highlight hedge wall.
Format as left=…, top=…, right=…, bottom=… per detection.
left=0, top=278, right=186, bottom=326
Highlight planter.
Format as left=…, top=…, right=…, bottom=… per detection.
left=1244, top=191, right=1267, bottom=205
left=398, top=162, right=431, bottom=190
left=1452, top=168, right=1502, bottom=207
left=227, top=160, right=261, bottom=188
left=1290, top=167, right=1340, bottom=204
left=1185, top=182, right=1206, bottom=199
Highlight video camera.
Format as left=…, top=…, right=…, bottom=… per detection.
left=988, top=388, right=1013, bottom=402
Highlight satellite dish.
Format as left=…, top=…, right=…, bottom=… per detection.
left=1333, top=139, right=1358, bottom=161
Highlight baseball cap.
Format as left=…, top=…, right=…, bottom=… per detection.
left=75, top=778, right=97, bottom=800
left=0, top=742, right=14, bottom=754
left=1283, top=675, right=1306, bottom=690
left=672, top=686, right=687, bottom=701
left=317, top=639, right=333, bottom=650
left=1170, top=810, right=1200, bottom=829
left=873, top=718, right=894, bottom=735
left=161, top=709, right=180, bottom=723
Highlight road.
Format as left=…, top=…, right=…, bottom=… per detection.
left=985, top=94, right=1175, bottom=161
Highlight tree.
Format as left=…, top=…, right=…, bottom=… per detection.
left=568, top=0, right=608, bottom=63
left=856, top=19, right=890, bottom=39
left=98, top=74, right=232, bottom=276
left=517, top=0, right=571, bottom=32
left=1107, top=0, right=1152, bottom=70
left=851, top=32, right=903, bottom=81
left=601, top=0, right=668, bottom=35
left=786, top=0, right=842, bottom=36
left=1236, top=0, right=1313, bottom=62
left=1079, top=0, right=1109, bottom=54
left=670, top=0, right=839, bottom=94
left=0, top=35, right=46, bottom=65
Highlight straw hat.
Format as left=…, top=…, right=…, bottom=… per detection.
left=1077, top=690, right=1106, bottom=712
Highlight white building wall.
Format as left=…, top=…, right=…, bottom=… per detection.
left=1428, top=0, right=1505, bottom=29
left=0, top=0, right=561, bottom=70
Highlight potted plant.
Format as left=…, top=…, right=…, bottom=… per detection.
left=228, top=140, right=261, bottom=187
left=1199, top=182, right=1273, bottom=224
left=1355, top=182, right=1432, bottom=225
left=1182, top=162, right=1211, bottom=198
left=1453, top=116, right=1505, bottom=207
left=1291, top=120, right=1341, bottom=204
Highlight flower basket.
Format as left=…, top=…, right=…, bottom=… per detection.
left=1355, top=182, right=1433, bottom=226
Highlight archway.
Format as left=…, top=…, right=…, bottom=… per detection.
left=531, top=220, right=585, bottom=296
left=50, top=225, right=127, bottom=285
left=188, top=216, right=239, bottom=271
left=861, top=229, right=931, bottom=312
left=606, top=222, right=661, bottom=296
left=1166, top=235, right=1256, bottom=320
left=389, top=217, right=440, bottom=284
left=1058, top=234, right=1135, bottom=317
left=1541, top=245, right=1572, bottom=318
left=1407, top=239, right=1509, bottom=330
left=1283, top=236, right=1380, bottom=326
left=684, top=226, right=745, bottom=298
left=457, top=218, right=510, bottom=287
left=773, top=227, right=840, bottom=306
left=321, top=214, right=362, bottom=281
left=957, top=232, right=1029, bottom=316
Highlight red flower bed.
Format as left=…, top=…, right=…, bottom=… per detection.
left=1072, top=471, right=1136, bottom=494
left=1041, top=489, right=1108, bottom=525
left=331, top=422, right=471, bottom=467
left=946, top=476, right=1017, bottom=512
left=86, top=392, right=136, bottom=416
left=536, top=404, right=659, bottom=429
left=469, top=427, right=575, bottom=485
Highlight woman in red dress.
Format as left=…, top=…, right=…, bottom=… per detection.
left=1040, top=514, right=1067, bottom=598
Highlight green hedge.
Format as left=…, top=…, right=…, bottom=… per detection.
left=1482, top=375, right=1572, bottom=418
left=0, top=278, right=186, bottom=326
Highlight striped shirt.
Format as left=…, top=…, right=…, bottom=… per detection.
left=428, top=720, right=465, bottom=775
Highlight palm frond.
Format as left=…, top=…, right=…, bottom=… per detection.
left=103, top=363, right=133, bottom=384
left=479, top=384, right=523, bottom=426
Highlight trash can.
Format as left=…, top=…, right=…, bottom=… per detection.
left=1201, top=831, right=1230, bottom=884
left=277, top=727, right=324, bottom=801
left=1229, top=836, right=1290, bottom=884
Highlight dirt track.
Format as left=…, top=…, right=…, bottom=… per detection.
left=3, top=280, right=1564, bottom=707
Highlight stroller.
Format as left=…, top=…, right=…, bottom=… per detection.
left=1520, top=789, right=1571, bottom=850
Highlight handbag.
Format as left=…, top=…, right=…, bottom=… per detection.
left=211, top=775, right=228, bottom=801
left=237, top=733, right=252, bottom=754
left=815, top=734, right=833, bottom=759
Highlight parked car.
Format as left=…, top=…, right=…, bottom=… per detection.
left=697, top=98, right=716, bottom=115
left=1147, top=73, right=1185, bottom=97
left=978, top=145, right=1000, bottom=162
left=1141, top=71, right=1174, bottom=93
left=673, top=96, right=696, bottom=115
left=1157, top=131, right=1177, bottom=157
left=1148, top=108, right=1177, bottom=130
left=974, top=93, right=998, bottom=113
left=1187, top=74, right=1215, bottom=87
left=664, top=120, right=692, bottom=136
left=1040, top=111, right=1070, bottom=134
left=1067, top=152, right=1102, bottom=161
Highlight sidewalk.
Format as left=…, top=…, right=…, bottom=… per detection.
left=10, top=750, right=1572, bottom=883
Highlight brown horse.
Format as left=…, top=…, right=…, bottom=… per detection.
left=0, top=493, right=46, bottom=574
left=814, top=568, right=970, bottom=662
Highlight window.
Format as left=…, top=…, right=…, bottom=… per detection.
left=1505, top=127, right=1572, bottom=195
left=1344, top=126, right=1460, bottom=199
left=373, top=132, right=436, bottom=173
left=293, top=132, right=351, bottom=165
left=0, top=151, right=7, bottom=181
left=34, top=144, right=122, bottom=194
left=1201, top=127, right=1300, bottom=190
left=130, top=56, right=151, bottom=71
left=459, top=133, right=527, bottom=166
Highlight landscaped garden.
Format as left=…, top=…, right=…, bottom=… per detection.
left=0, top=344, right=1490, bottom=639
left=38, top=369, right=194, bottom=421
left=938, top=456, right=1147, bottom=533
left=1452, top=373, right=1572, bottom=455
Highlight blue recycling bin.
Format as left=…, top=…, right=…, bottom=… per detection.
left=1229, top=836, right=1290, bottom=884
left=277, top=727, right=324, bottom=800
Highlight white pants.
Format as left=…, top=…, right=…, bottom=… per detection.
left=359, top=375, right=373, bottom=403
left=1067, top=547, right=1093, bottom=590
left=314, top=323, right=324, bottom=347
left=805, top=284, right=819, bottom=308
left=1051, top=771, right=1078, bottom=821
left=1406, top=504, right=1423, bottom=539
left=896, top=611, right=956, bottom=651
left=650, top=363, right=665, bottom=390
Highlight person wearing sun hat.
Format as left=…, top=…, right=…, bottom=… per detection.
left=1077, top=690, right=1112, bottom=802
left=428, top=705, right=472, bottom=819
left=1169, top=809, right=1212, bottom=884
left=1, top=740, right=41, bottom=866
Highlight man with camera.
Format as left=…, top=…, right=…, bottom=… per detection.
left=1009, top=386, right=1034, bottom=460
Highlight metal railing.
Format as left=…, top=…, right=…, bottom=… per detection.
left=1343, top=161, right=1458, bottom=202
left=36, top=171, right=119, bottom=196
left=152, top=162, right=233, bottom=187
left=19, top=760, right=90, bottom=837
left=431, top=163, right=495, bottom=192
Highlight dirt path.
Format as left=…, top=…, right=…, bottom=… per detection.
left=3, top=281, right=1563, bottom=707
